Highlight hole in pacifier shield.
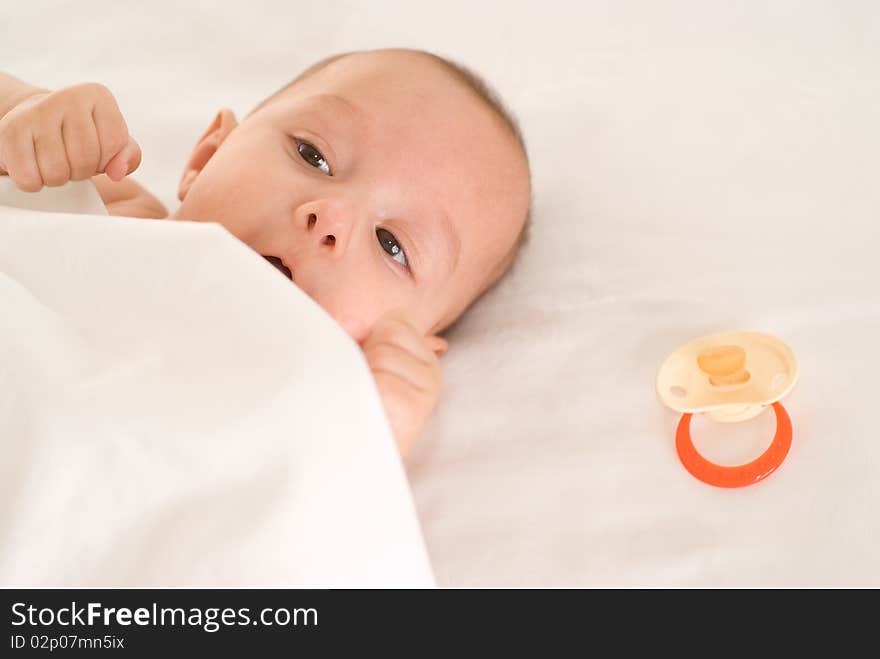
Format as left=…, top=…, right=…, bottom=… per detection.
left=690, top=407, right=776, bottom=466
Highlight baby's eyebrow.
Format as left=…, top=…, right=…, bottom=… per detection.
left=308, top=93, right=363, bottom=124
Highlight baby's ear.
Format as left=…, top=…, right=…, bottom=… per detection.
left=177, top=109, right=238, bottom=201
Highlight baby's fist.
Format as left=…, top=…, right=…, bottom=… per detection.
left=0, top=82, right=141, bottom=192
left=361, top=311, right=447, bottom=459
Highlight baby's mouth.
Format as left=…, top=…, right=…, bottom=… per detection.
left=262, top=254, right=293, bottom=281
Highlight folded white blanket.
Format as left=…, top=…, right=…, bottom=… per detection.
left=0, top=182, right=434, bottom=587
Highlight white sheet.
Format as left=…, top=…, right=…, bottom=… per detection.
left=0, top=195, right=434, bottom=587
left=4, top=1, right=880, bottom=586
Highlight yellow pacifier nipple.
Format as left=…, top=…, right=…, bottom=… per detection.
left=697, top=345, right=750, bottom=387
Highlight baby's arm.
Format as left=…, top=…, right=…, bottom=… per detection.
left=90, top=173, right=168, bottom=218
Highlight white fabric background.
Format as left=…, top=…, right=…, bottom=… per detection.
left=4, top=1, right=879, bottom=586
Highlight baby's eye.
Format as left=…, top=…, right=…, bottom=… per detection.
left=376, top=227, right=408, bottom=268
left=296, top=140, right=332, bottom=176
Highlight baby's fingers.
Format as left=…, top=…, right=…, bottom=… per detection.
left=0, top=127, right=42, bottom=191
left=34, top=125, right=70, bottom=187
left=61, top=113, right=100, bottom=181
left=364, top=312, right=437, bottom=366
left=104, top=135, right=141, bottom=182
left=365, top=342, right=440, bottom=394
left=425, top=335, right=448, bottom=357
left=92, top=97, right=138, bottom=179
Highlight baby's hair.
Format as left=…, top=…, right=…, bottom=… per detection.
left=249, top=49, right=532, bottom=326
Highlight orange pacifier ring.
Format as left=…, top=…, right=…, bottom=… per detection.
left=675, top=402, right=792, bottom=488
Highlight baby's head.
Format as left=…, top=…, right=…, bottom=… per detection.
left=173, top=48, right=530, bottom=343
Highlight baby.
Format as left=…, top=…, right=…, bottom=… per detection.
left=0, top=49, right=531, bottom=458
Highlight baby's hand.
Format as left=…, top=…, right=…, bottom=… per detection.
left=361, top=311, right=447, bottom=460
left=0, top=82, right=141, bottom=192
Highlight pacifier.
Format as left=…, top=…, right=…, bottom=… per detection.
left=656, top=332, right=800, bottom=488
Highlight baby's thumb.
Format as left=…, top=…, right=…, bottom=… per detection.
left=104, top=136, right=142, bottom=182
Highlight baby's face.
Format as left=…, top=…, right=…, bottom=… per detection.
left=173, top=50, right=529, bottom=342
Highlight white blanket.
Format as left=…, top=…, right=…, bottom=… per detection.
left=0, top=182, right=434, bottom=587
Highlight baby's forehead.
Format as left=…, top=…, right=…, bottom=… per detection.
left=264, top=51, right=525, bottom=163
left=283, top=53, right=493, bottom=133
left=292, top=50, right=465, bottom=99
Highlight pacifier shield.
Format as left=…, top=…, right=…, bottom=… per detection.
left=656, top=331, right=799, bottom=423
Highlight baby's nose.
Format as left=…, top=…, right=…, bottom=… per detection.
left=306, top=213, right=342, bottom=253
left=307, top=212, right=336, bottom=246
